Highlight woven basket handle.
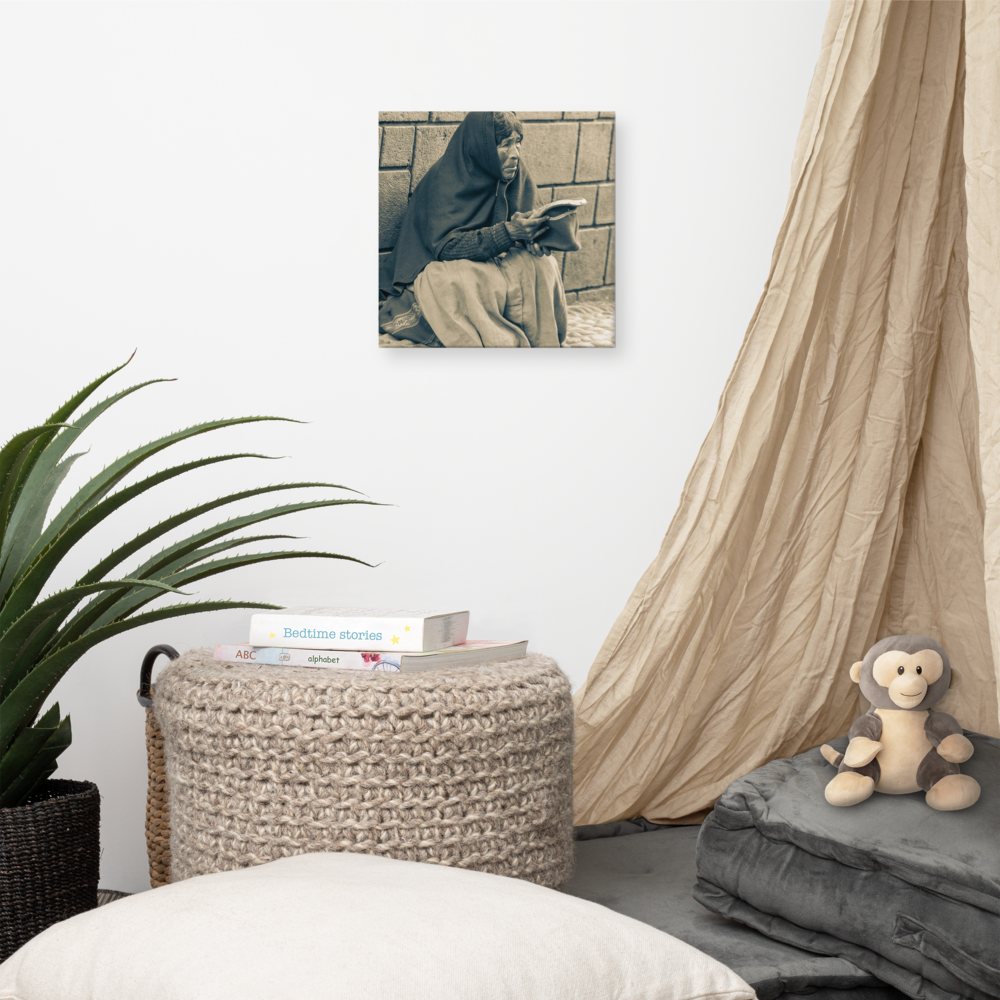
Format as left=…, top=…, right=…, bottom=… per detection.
left=137, top=645, right=180, bottom=708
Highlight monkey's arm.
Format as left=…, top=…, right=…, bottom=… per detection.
left=843, top=712, right=883, bottom=768
left=925, top=711, right=973, bottom=763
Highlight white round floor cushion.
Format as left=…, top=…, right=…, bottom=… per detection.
left=0, top=852, right=755, bottom=1000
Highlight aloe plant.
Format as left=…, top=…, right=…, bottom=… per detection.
left=0, top=356, right=376, bottom=808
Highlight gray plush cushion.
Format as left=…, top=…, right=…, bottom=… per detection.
left=694, top=733, right=999, bottom=1000
left=564, top=823, right=907, bottom=1000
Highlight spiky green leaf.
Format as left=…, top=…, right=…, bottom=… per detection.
left=0, top=351, right=136, bottom=541
left=0, top=474, right=349, bottom=637
left=77, top=549, right=369, bottom=636
left=0, top=452, right=85, bottom=601
left=47, top=496, right=373, bottom=652
left=49, top=534, right=299, bottom=654
left=0, top=377, right=175, bottom=592
left=77, top=483, right=362, bottom=587
left=33, top=416, right=301, bottom=560
left=0, top=577, right=186, bottom=697
left=0, top=425, right=75, bottom=510
left=0, top=451, right=274, bottom=613
left=0, top=600, right=280, bottom=755
left=0, top=357, right=379, bottom=807
left=0, top=713, right=72, bottom=807
left=0, top=703, right=61, bottom=804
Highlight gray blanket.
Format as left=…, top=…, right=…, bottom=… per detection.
left=694, top=733, right=999, bottom=1000
left=565, top=822, right=907, bottom=1000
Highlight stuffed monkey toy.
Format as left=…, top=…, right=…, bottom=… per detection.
left=821, top=635, right=980, bottom=811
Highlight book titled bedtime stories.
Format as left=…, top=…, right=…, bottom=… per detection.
left=247, top=608, right=470, bottom=652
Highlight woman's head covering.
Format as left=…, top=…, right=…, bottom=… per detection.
left=492, top=111, right=523, bottom=144
left=380, top=111, right=538, bottom=296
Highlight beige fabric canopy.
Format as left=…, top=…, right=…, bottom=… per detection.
left=573, top=0, right=1000, bottom=827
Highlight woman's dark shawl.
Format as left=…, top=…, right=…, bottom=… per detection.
left=380, top=111, right=538, bottom=297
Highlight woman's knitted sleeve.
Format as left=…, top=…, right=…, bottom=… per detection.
left=440, top=222, right=515, bottom=262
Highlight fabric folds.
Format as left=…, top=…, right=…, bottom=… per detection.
left=573, top=0, right=1000, bottom=826
left=694, top=735, right=1000, bottom=1000
left=964, top=1, right=1000, bottom=736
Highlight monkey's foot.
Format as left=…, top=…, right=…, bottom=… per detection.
left=825, top=771, right=875, bottom=807
left=926, top=774, right=980, bottom=811
left=937, top=733, right=974, bottom=764
left=820, top=744, right=841, bottom=766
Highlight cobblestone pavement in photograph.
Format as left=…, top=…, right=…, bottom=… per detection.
left=379, top=300, right=615, bottom=348
left=562, top=301, right=615, bottom=347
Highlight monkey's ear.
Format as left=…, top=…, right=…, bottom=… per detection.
left=949, top=668, right=961, bottom=690
left=850, top=661, right=863, bottom=683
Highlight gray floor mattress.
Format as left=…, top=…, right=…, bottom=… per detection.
left=694, top=733, right=998, bottom=1000
left=564, top=820, right=908, bottom=1000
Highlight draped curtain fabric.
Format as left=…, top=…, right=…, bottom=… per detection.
left=573, top=0, right=1000, bottom=827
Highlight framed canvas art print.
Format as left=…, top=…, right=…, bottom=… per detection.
left=378, top=112, right=615, bottom=349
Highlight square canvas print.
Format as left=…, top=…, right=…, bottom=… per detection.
left=378, top=112, right=615, bottom=349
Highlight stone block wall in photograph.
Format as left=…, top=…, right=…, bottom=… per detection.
left=379, top=112, right=615, bottom=304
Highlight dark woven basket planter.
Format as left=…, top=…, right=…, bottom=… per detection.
left=0, top=779, right=100, bottom=962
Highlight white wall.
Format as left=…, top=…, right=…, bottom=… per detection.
left=0, top=1, right=828, bottom=893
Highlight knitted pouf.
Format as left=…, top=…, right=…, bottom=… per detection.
left=154, top=649, right=574, bottom=888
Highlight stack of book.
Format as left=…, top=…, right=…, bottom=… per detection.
left=214, top=608, right=528, bottom=673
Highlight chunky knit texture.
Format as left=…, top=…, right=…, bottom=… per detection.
left=155, top=649, right=574, bottom=887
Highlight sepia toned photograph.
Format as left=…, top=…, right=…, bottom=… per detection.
left=378, top=112, right=615, bottom=349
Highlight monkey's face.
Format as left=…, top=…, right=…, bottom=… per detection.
left=869, top=649, right=944, bottom=708
left=851, top=636, right=952, bottom=711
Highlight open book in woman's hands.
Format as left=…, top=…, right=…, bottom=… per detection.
left=529, top=198, right=587, bottom=222
left=528, top=199, right=587, bottom=252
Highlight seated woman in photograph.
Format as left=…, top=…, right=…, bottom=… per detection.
left=379, top=111, right=568, bottom=348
